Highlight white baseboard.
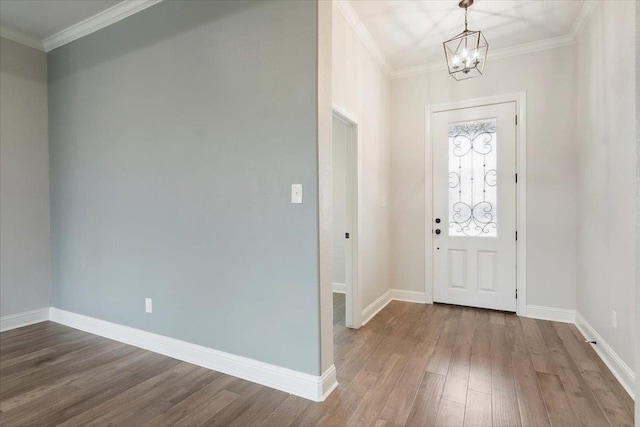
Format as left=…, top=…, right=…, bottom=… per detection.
left=49, top=307, right=337, bottom=402
left=332, top=282, right=346, bottom=294
left=0, top=308, right=50, bottom=332
left=390, top=289, right=427, bottom=303
left=361, top=289, right=427, bottom=326
left=320, top=365, right=339, bottom=400
left=575, top=312, right=635, bottom=399
left=361, top=290, right=393, bottom=326
left=525, top=305, right=576, bottom=323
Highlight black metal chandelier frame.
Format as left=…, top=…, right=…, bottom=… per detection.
left=443, top=0, right=489, bottom=81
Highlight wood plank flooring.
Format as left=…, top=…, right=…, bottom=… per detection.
left=0, top=296, right=634, bottom=426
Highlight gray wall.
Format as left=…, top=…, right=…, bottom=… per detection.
left=0, top=37, right=50, bottom=317
left=48, top=0, right=322, bottom=375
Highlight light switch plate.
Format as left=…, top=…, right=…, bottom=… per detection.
left=145, top=298, right=152, bottom=313
left=291, top=184, right=302, bottom=204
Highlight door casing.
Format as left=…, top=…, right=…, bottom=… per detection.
left=332, top=104, right=361, bottom=329
left=425, top=92, right=527, bottom=316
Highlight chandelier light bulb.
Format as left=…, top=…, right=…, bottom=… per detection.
left=442, top=0, right=489, bottom=80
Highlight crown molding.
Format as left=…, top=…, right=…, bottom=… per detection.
left=333, top=0, right=394, bottom=79
left=0, top=25, right=45, bottom=51
left=43, top=0, right=163, bottom=52
left=570, top=0, right=598, bottom=40
left=336, top=0, right=599, bottom=81
left=392, top=33, right=575, bottom=80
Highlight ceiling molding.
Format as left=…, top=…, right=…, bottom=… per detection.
left=338, top=0, right=599, bottom=81
left=333, top=0, right=394, bottom=78
left=0, top=25, right=45, bottom=51
left=570, top=0, right=597, bottom=40
left=43, top=0, right=163, bottom=52
left=392, top=33, right=575, bottom=80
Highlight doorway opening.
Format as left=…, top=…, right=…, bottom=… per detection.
left=332, top=107, right=360, bottom=329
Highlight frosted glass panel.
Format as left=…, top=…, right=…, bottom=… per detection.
left=448, top=118, right=497, bottom=237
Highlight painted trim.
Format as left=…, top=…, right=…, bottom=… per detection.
left=332, top=104, right=359, bottom=126
left=332, top=104, right=361, bottom=329
left=0, top=308, right=50, bottom=332
left=333, top=0, right=599, bottom=81
left=0, top=26, right=45, bottom=51
left=575, top=312, right=635, bottom=399
left=1, top=0, right=598, bottom=65
left=392, top=35, right=575, bottom=80
left=320, top=365, right=339, bottom=401
left=49, top=307, right=336, bottom=402
left=426, top=92, right=527, bottom=317
left=361, top=289, right=428, bottom=325
left=390, top=289, right=427, bottom=304
left=43, top=0, right=163, bottom=52
left=361, top=290, right=393, bottom=326
left=333, top=0, right=394, bottom=78
left=525, top=305, right=576, bottom=324
left=570, top=0, right=598, bottom=41
left=333, top=282, right=347, bottom=294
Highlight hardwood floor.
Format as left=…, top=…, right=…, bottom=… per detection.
left=0, top=296, right=634, bottom=426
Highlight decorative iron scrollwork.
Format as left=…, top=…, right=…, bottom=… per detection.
left=448, top=119, right=497, bottom=237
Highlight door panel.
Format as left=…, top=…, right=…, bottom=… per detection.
left=432, top=102, right=517, bottom=312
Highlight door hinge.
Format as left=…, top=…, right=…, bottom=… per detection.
left=515, top=173, right=518, bottom=183
left=345, top=232, right=350, bottom=239
left=515, top=115, right=518, bottom=125
left=515, top=231, right=518, bottom=241
left=516, top=289, right=518, bottom=299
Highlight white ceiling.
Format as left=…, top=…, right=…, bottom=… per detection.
left=344, top=0, right=591, bottom=75
left=0, top=0, right=591, bottom=73
left=0, top=0, right=121, bottom=40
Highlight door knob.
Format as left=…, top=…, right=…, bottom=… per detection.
left=435, top=229, right=441, bottom=235
left=435, top=218, right=441, bottom=224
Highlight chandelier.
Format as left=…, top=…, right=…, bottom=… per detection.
left=443, top=0, right=489, bottom=80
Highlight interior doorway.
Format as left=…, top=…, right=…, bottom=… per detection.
left=332, top=108, right=359, bottom=329
left=430, top=100, right=521, bottom=312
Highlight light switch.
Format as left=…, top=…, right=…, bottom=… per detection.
left=291, top=184, right=303, bottom=204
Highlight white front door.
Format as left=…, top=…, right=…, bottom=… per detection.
left=432, top=102, right=517, bottom=312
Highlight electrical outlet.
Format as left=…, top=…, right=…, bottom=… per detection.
left=611, top=310, right=617, bottom=330
left=145, top=298, right=152, bottom=314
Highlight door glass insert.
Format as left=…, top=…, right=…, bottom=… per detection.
left=448, top=118, right=497, bottom=237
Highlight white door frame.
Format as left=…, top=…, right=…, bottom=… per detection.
left=332, top=104, right=361, bottom=329
left=425, top=92, right=527, bottom=316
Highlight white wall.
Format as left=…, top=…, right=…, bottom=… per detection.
left=575, top=0, right=636, bottom=375
left=635, top=0, right=640, bottom=414
left=332, top=117, right=348, bottom=286
left=0, top=37, right=50, bottom=317
left=332, top=3, right=392, bottom=309
left=636, top=0, right=640, bottom=414
left=390, top=46, right=577, bottom=311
